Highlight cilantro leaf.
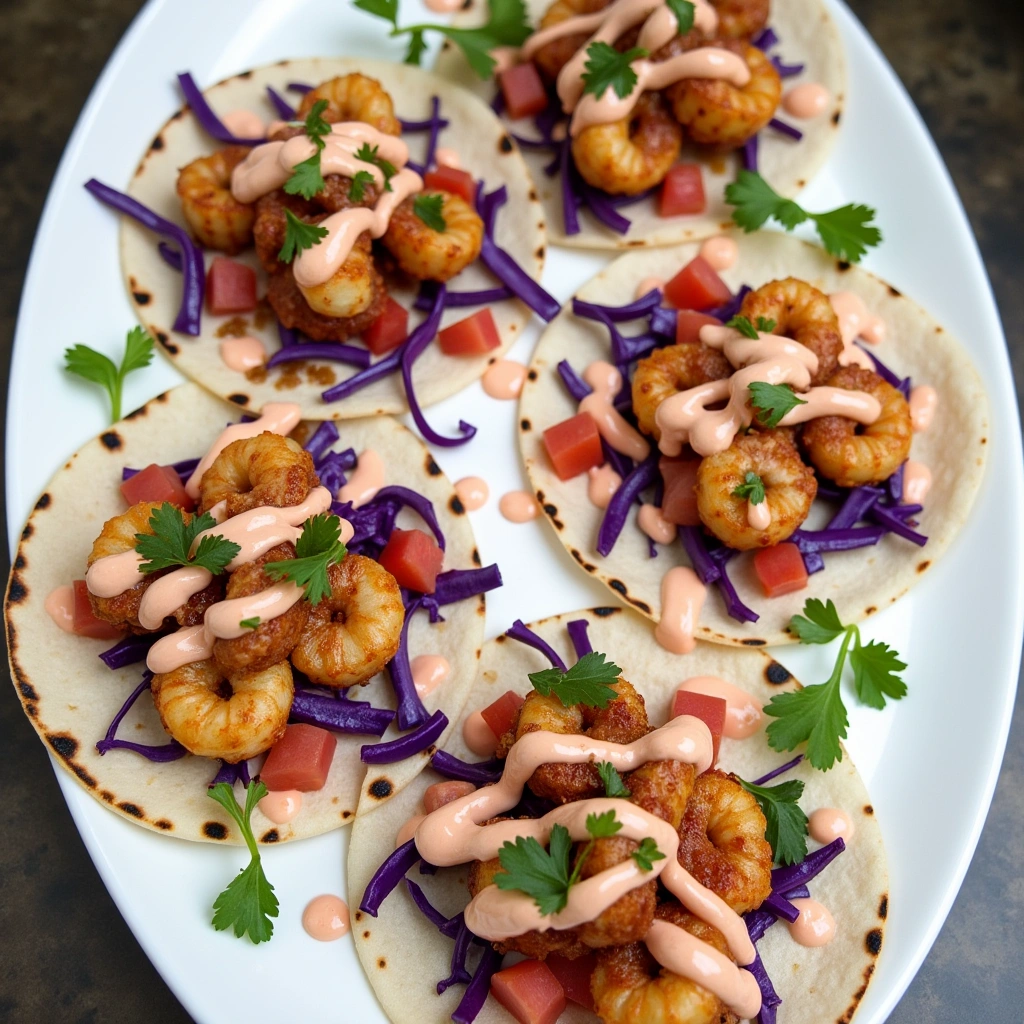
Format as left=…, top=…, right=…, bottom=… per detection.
left=134, top=504, right=239, bottom=575
left=748, top=381, right=807, bottom=428
left=302, top=98, right=331, bottom=146
left=732, top=471, right=766, bottom=505
left=739, top=778, right=808, bottom=865
left=581, top=42, right=648, bottom=100
left=528, top=651, right=622, bottom=709
left=240, top=617, right=260, bottom=630
left=726, top=314, right=759, bottom=339
left=64, top=326, right=154, bottom=423
left=764, top=671, right=849, bottom=771
left=404, top=28, right=428, bottom=65
left=597, top=761, right=631, bottom=798
left=480, top=0, right=532, bottom=47
left=789, top=598, right=845, bottom=645
left=263, top=513, right=347, bottom=605
left=208, top=781, right=279, bottom=943
left=278, top=209, right=329, bottom=263
left=850, top=639, right=907, bottom=710
left=413, top=193, right=447, bottom=232
left=586, top=810, right=622, bottom=839
left=812, top=204, right=884, bottom=263
left=348, top=170, right=375, bottom=202
left=496, top=825, right=571, bottom=916
left=353, top=0, right=398, bottom=27
left=756, top=317, right=777, bottom=333
left=666, top=0, right=696, bottom=34
left=355, top=143, right=397, bottom=190
left=631, top=837, right=666, bottom=872
left=283, top=153, right=325, bottom=200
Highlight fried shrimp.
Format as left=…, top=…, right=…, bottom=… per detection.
left=197, top=432, right=318, bottom=518
left=176, top=146, right=255, bottom=254
left=668, top=44, right=781, bottom=148
left=533, top=0, right=611, bottom=81
left=676, top=769, right=772, bottom=914
left=381, top=192, right=484, bottom=282
left=632, top=344, right=733, bottom=440
left=577, top=835, right=657, bottom=949
left=289, top=555, right=404, bottom=688
left=572, top=93, right=682, bottom=196
left=297, top=235, right=381, bottom=319
left=696, top=430, right=817, bottom=550
left=592, top=903, right=739, bottom=1024
left=150, top=658, right=294, bottom=762
left=740, top=278, right=844, bottom=385
left=801, top=366, right=913, bottom=487
left=212, top=543, right=311, bottom=675
left=296, top=74, right=401, bottom=136
left=711, top=0, right=770, bottom=39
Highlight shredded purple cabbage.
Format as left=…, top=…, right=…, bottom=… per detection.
left=406, top=96, right=446, bottom=174
left=316, top=449, right=356, bottom=498
left=505, top=619, right=567, bottom=670
left=714, top=553, right=760, bottom=623
left=389, top=600, right=431, bottom=732
left=768, top=117, right=803, bottom=141
left=289, top=689, right=394, bottom=735
left=868, top=503, right=928, bottom=546
left=361, top=710, right=449, bottom=764
left=752, top=27, right=779, bottom=49
left=373, top=486, right=446, bottom=550
left=265, top=85, right=295, bottom=120
left=99, top=632, right=158, bottom=670
left=414, top=285, right=514, bottom=311
left=267, top=341, right=371, bottom=370
left=679, top=527, right=721, bottom=584
left=430, top=565, right=503, bottom=608
left=176, top=72, right=265, bottom=145
left=303, top=421, right=340, bottom=461
left=742, top=133, right=760, bottom=171
left=707, top=284, right=752, bottom=323
left=278, top=321, right=299, bottom=348
left=763, top=890, right=800, bottom=922
left=321, top=341, right=404, bottom=403
left=888, top=461, right=905, bottom=504
left=572, top=299, right=659, bottom=365
left=827, top=485, right=883, bottom=529
left=751, top=755, right=803, bottom=786
left=96, top=673, right=187, bottom=761
left=596, top=456, right=659, bottom=557
left=771, top=55, right=806, bottom=78
left=791, top=525, right=885, bottom=553
left=857, top=343, right=903, bottom=389
left=575, top=290, right=663, bottom=323
left=771, top=837, right=846, bottom=892
left=361, top=838, right=421, bottom=916
left=122, top=456, right=200, bottom=482
left=748, top=949, right=782, bottom=1024
left=405, top=877, right=451, bottom=933
left=438, top=915, right=475, bottom=995
left=287, top=82, right=313, bottom=94
left=430, top=750, right=503, bottom=786
left=567, top=619, right=592, bottom=658
left=452, top=945, right=503, bottom=1024
left=557, top=359, right=591, bottom=402
left=158, top=240, right=183, bottom=271
left=578, top=179, right=632, bottom=234
left=209, top=758, right=251, bottom=787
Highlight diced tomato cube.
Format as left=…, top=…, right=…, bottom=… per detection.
left=753, top=543, right=809, bottom=598
left=71, top=580, right=124, bottom=640
left=671, top=689, right=727, bottom=767
left=206, top=257, right=257, bottom=315
left=423, top=166, right=477, bottom=205
left=663, top=256, right=732, bottom=311
left=423, top=780, right=476, bottom=813
left=120, top=463, right=195, bottom=511
left=542, top=413, right=603, bottom=481
left=378, top=529, right=445, bottom=594
left=480, top=690, right=525, bottom=741
left=499, top=63, right=549, bottom=120
left=260, top=724, right=337, bottom=792
left=363, top=297, right=409, bottom=356
left=658, top=164, right=706, bottom=217
left=544, top=954, right=596, bottom=1010
left=438, top=309, right=501, bottom=357
left=491, top=960, right=566, bottom=1024
left=676, top=310, right=723, bottom=345
left=659, top=456, right=701, bottom=526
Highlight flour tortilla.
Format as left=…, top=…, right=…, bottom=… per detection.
left=121, top=57, right=545, bottom=420
left=434, top=0, right=844, bottom=249
left=5, top=383, right=487, bottom=845
left=349, top=608, right=887, bottom=1024
left=519, top=231, right=989, bottom=645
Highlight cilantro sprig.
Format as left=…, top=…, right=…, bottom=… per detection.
left=748, top=381, right=808, bottom=429
left=134, top=503, right=239, bottom=575
left=348, top=170, right=376, bottom=202
left=355, top=143, right=397, bottom=192
left=283, top=99, right=332, bottom=200
left=64, top=326, right=154, bottom=423
left=264, top=513, right=347, bottom=606
left=631, top=837, right=666, bottom=872
left=208, top=781, right=279, bottom=944
left=597, top=761, right=631, bottom=798
left=240, top=617, right=261, bottom=630
left=738, top=777, right=808, bottom=865
left=353, top=0, right=531, bottom=78
left=529, top=651, right=622, bottom=709
left=732, top=471, right=766, bottom=505
left=581, top=42, right=648, bottom=100
left=278, top=209, right=329, bottom=264
left=725, top=171, right=882, bottom=263
left=666, top=0, right=696, bottom=34
left=413, top=193, right=447, bottom=232
left=764, top=599, right=908, bottom=771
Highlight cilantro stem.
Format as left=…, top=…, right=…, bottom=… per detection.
left=567, top=838, right=596, bottom=890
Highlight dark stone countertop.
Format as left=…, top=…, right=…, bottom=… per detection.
left=0, top=0, right=1021, bottom=1020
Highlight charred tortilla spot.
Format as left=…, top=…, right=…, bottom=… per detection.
left=72, top=763, right=97, bottom=787
left=354, top=910, right=363, bottom=922
left=124, top=404, right=148, bottom=420
left=228, top=393, right=250, bottom=406
left=238, top=69, right=253, bottom=79
left=609, top=579, right=628, bottom=596
left=535, top=245, right=545, bottom=261
left=363, top=930, right=371, bottom=938
left=527, top=369, right=538, bottom=381
left=155, top=819, right=173, bottom=831
left=592, top=606, right=619, bottom=617
left=377, top=957, right=387, bottom=969
left=203, top=821, right=229, bottom=840
left=626, top=239, right=644, bottom=248
left=47, top=734, right=78, bottom=760
left=471, top=547, right=482, bottom=567
left=21, top=523, right=33, bottom=539
left=156, top=332, right=179, bottom=355
left=150, top=134, right=165, bottom=151
left=521, top=418, right=531, bottom=431
left=14, top=554, right=25, bottom=570
left=342, top=810, right=352, bottom=819
left=498, top=135, right=513, bottom=154
left=878, top=894, right=888, bottom=919
left=101, top=790, right=115, bottom=803
left=133, top=290, right=152, bottom=305
left=35, top=493, right=51, bottom=510
left=863, top=804, right=874, bottom=815
left=494, top=634, right=507, bottom=643
left=449, top=494, right=466, bottom=515
left=368, top=778, right=393, bottom=800
left=888, top=285, right=901, bottom=297
left=865, top=605, right=877, bottom=615
left=18, top=681, right=38, bottom=702
left=528, top=188, right=538, bottom=201
left=836, top=964, right=874, bottom=1023
left=119, top=802, right=144, bottom=818
left=765, top=661, right=791, bottom=685
left=9, top=575, right=28, bottom=604
left=865, top=928, right=882, bottom=956
left=831, top=110, right=841, bottom=125
left=101, top=431, right=122, bottom=450
left=628, top=598, right=651, bottom=613
left=543, top=503, right=557, bottom=517
left=741, top=638, right=766, bottom=646
left=426, top=455, right=442, bottom=476
left=917, top=560, right=931, bottom=573
left=981, top=437, right=987, bottom=444
left=836, top=260, right=851, bottom=272
left=261, top=829, right=280, bottom=843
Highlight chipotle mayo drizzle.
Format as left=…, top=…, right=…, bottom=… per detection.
left=434, top=147, right=461, bottom=169
left=786, top=898, right=836, bottom=947
left=222, top=109, right=265, bottom=139
left=45, top=585, right=76, bottom=633
left=638, top=503, right=677, bottom=544
left=747, top=498, right=771, bottom=530
left=338, top=449, right=385, bottom=508
left=902, top=461, right=932, bottom=504
left=219, top=335, right=267, bottom=372
left=698, top=236, right=739, bottom=271
left=587, top=464, right=622, bottom=508
left=677, top=676, right=762, bottom=739
left=482, top=360, right=529, bottom=401
left=580, top=361, right=650, bottom=461
left=499, top=491, right=540, bottom=523
left=259, top=789, right=303, bottom=824
left=808, top=807, right=854, bottom=844
left=302, top=895, right=351, bottom=941
left=909, top=385, right=938, bottom=433
left=829, top=292, right=885, bottom=346
left=654, top=566, right=706, bottom=654
left=781, top=83, right=830, bottom=119
left=455, top=476, right=489, bottom=511
left=463, top=710, right=499, bottom=755
left=411, top=654, right=451, bottom=698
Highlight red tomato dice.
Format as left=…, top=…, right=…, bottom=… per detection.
left=423, top=166, right=477, bottom=205
left=480, top=690, right=525, bottom=741
left=71, top=580, right=124, bottom=640
left=663, top=256, right=732, bottom=311
left=491, top=960, right=566, bottom=1024
left=659, top=456, right=701, bottom=526
left=542, top=413, right=603, bottom=481
left=120, top=463, right=195, bottom=511
left=676, top=310, right=723, bottom=345
left=753, top=543, right=809, bottom=598
left=423, top=780, right=476, bottom=813
left=206, top=257, right=257, bottom=315
left=659, top=164, right=706, bottom=217
left=378, top=529, right=445, bottom=594
left=438, top=309, right=501, bottom=357
left=544, top=954, right=596, bottom=1010
left=363, top=297, right=409, bottom=356
left=499, top=63, right=549, bottom=120
left=260, top=724, right=337, bottom=792
left=671, top=689, right=727, bottom=767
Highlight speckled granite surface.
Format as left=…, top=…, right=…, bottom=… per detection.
left=0, top=1, right=1020, bottom=1021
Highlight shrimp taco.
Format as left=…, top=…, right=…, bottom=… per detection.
left=92, top=57, right=556, bottom=431
left=517, top=231, right=988, bottom=646
left=5, top=383, right=502, bottom=844
left=349, top=608, right=887, bottom=1024
left=431, top=0, right=843, bottom=249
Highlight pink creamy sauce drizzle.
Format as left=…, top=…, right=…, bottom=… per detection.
left=786, top=898, right=836, bottom=947
left=231, top=124, right=421, bottom=289
left=397, top=813, right=428, bottom=848
left=587, top=464, right=622, bottom=509
left=638, top=504, right=677, bottom=544
left=654, top=566, right=706, bottom=654
left=434, top=147, right=461, bottom=168
left=302, top=895, right=351, bottom=941
left=455, top=476, right=489, bottom=511
left=747, top=497, right=771, bottom=530
left=45, top=585, right=76, bottom=633
left=635, top=276, right=666, bottom=300
left=339, top=449, right=385, bottom=508
left=411, top=654, right=451, bottom=698
left=499, top=491, right=540, bottom=523
left=698, top=236, right=739, bottom=272
left=463, top=710, right=499, bottom=756
left=656, top=324, right=881, bottom=457
left=781, top=83, right=830, bottom=119
left=807, top=807, right=855, bottom=845
left=902, top=460, right=932, bottom=504
left=909, top=385, right=938, bottom=433
left=581, top=361, right=650, bottom=461
left=219, top=335, right=267, bottom=372
left=414, top=719, right=761, bottom=1018
left=222, top=109, right=266, bottom=139
left=259, top=789, right=303, bottom=825
left=677, top=676, right=763, bottom=739
left=829, top=292, right=886, bottom=347
left=482, top=360, right=529, bottom=401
